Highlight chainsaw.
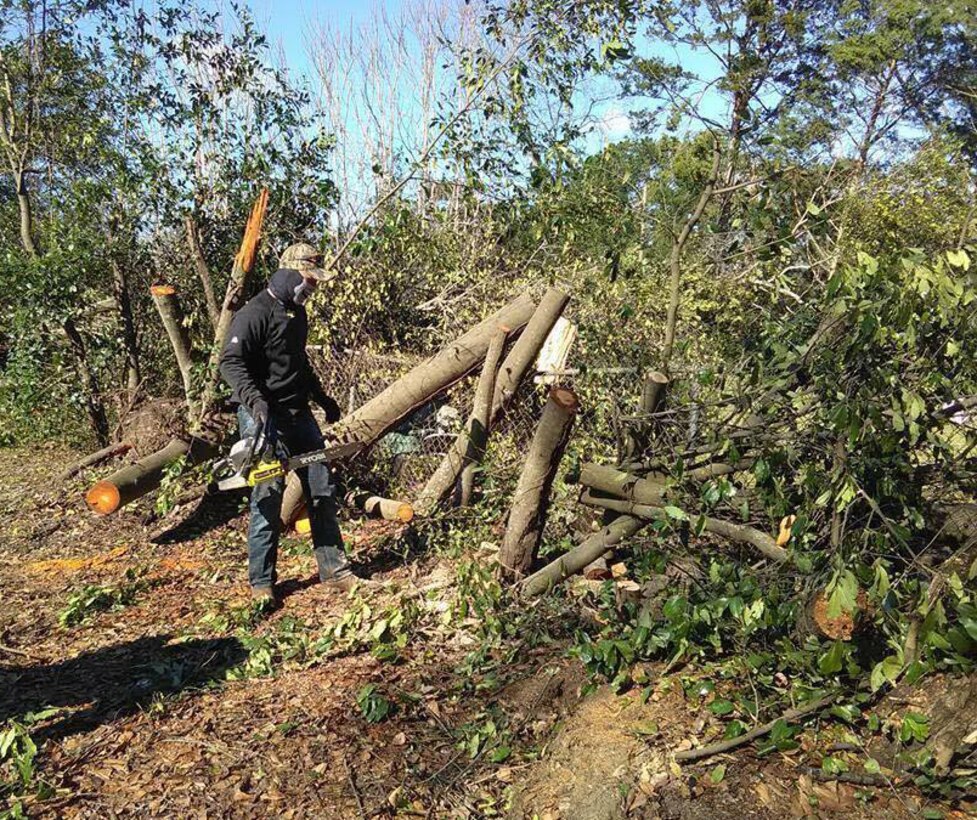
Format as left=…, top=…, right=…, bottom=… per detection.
left=214, top=429, right=362, bottom=491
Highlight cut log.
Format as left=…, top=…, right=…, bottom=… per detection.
left=414, top=326, right=508, bottom=516
left=330, top=292, right=536, bottom=450
left=578, top=463, right=667, bottom=507
left=490, top=287, right=569, bottom=422
left=522, top=516, right=646, bottom=596
left=640, top=370, right=669, bottom=414
left=281, top=473, right=305, bottom=530
left=461, top=327, right=508, bottom=506
left=579, top=491, right=788, bottom=563
left=85, top=437, right=217, bottom=515
left=498, top=387, right=580, bottom=578
left=150, top=285, right=196, bottom=413
left=60, top=442, right=132, bottom=482
left=347, top=492, right=414, bottom=523
left=196, top=188, right=268, bottom=429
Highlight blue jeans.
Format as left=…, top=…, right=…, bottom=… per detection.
left=237, top=406, right=350, bottom=588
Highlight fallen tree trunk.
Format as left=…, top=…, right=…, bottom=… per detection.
left=60, top=442, right=132, bottom=482
left=347, top=492, right=414, bottom=523
left=461, top=328, right=507, bottom=507
left=499, top=387, right=579, bottom=577
left=580, top=491, right=788, bottom=563
left=330, top=292, right=536, bottom=450
left=86, top=437, right=217, bottom=515
left=490, top=287, right=569, bottom=422
left=578, top=463, right=667, bottom=507
left=414, top=326, right=508, bottom=516
left=150, top=285, right=196, bottom=413
left=522, top=515, right=646, bottom=596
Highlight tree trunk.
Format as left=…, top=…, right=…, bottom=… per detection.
left=196, top=188, right=269, bottom=429
left=522, top=516, right=646, bottom=597
left=62, top=318, right=110, bottom=446
left=626, top=369, right=669, bottom=459
left=13, top=169, right=38, bottom=259
left=460, top=328, right=507, bottom=506
left=110, top=255, right=141, bottom=403
left=661, top=138, right=722, bottom=373
left=60, top=442, right=132, bottom=482
left=414, top=326, right=508, bottom=516
left=185, top=214, right=220, bottom=331
left=86, top=437, right=217, bottom=515
left=347, top=492, right=414, bottom=522
left=490, top=287, right=569, bottom=422
left=150, top=285, right=196, bottom=415
left=498, top=387, right=579, bottom=578
left=330, top=292, right=536, bottom=450
left=580, top=491, right=787, bottom=563
left=578, top=463, right=667, bottom=507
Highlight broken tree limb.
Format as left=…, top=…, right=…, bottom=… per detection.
left=579, top=491, right=788, bottom=563
left=674, top=694, right=838, bottom=762
left=196, top=188, right=268, bottom=429
left=280, top=473, right=305, bottom=530
left=490, top=287, right=569, bottom=422
left=499, top=387, right=580, bottom=577
left=347, top=492, right=414, bottom=523
left=460, top=327, right=508, bottom=506
left=414, top=326, right=508, bottom=516
left=522, top=515, right=646, bottom=596
left=150, top=285, right=196, bottom=414
left=60, top=442, right=132, bottom=482
left=578, top=463, right=667, bottom=507
left=330, top=292, right=536, bottom=450
left=86, top=437, right=218, bottom=515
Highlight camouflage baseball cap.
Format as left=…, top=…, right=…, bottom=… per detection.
left=279, top=242, right=335, bottom=282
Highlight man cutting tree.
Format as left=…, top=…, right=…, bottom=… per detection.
left=220, top=242, right=365, bottom=604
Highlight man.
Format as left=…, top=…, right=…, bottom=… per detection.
left=220, top=242, right=363, bottom=604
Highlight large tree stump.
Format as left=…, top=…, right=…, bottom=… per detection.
left=522, top=515, right=647, bottom=596
left=86, top=437, right=217, bottom=515
left=490, top=287, right=569, bottom=422
left=414, top=326, right=508, bottom=516
left=498, top=387, right=579, bottom=578
left=330, top=293, right=536, bottom=450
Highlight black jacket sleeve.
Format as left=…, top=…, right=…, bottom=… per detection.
left=303, top=355, right=341, bottom=422
left=219, top=307, right=267, bottom=414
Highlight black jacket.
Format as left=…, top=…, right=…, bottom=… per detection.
left=219, top=269, right=335, bottom=417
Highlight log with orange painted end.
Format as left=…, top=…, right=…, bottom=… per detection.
left=347, top=492, right=414, bottom=523
left=86, top=438, right=217, bottom=515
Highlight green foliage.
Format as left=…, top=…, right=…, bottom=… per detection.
left=355, top=684, right=392, bottom=724
left=58, top=571, right=149, bottom=627
left=0, top=708, right=60, bottom=816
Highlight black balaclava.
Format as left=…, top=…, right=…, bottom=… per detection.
left=267, top=268, right=313, bottom=309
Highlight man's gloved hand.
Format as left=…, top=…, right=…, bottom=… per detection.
left=317, top=395, right=342, bottom=424
left=250, top=399, right=270, bottom=432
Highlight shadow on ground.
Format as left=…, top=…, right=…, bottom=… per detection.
left=0, top=634, right=247, bottom=740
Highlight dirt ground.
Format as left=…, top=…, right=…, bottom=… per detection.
left=0, top=446, right=971, bottom=818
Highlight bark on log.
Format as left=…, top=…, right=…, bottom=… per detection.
left=196, top=188, right=268, bottom=429
left=330, top=293, right=536, bottom=450
left=578, top=463, right=667, bottom=507
left=499, top=387, right=579, bottom=577
left=522, top=516, right=647, bottom=596
left=150, top=285, right=196, bottom=413
left=490, top=287, right=569, bottom=422
left=86, top=437, right=217, bottom=515
left=281, top=473, right=305, bottom=530
left=461, top=328, right=507, bottom=506
left=414, top=326, right=508, bottom=516
left=60, top=442, right=132, bottom=482
left=580, top=491, right=788, bottom=563
left=640, top=370, right=669, bottom=415
left=347, top=492, right=414, bottom=523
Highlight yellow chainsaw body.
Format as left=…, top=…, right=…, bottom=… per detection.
left=248, top=459, right=286, bottom=486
